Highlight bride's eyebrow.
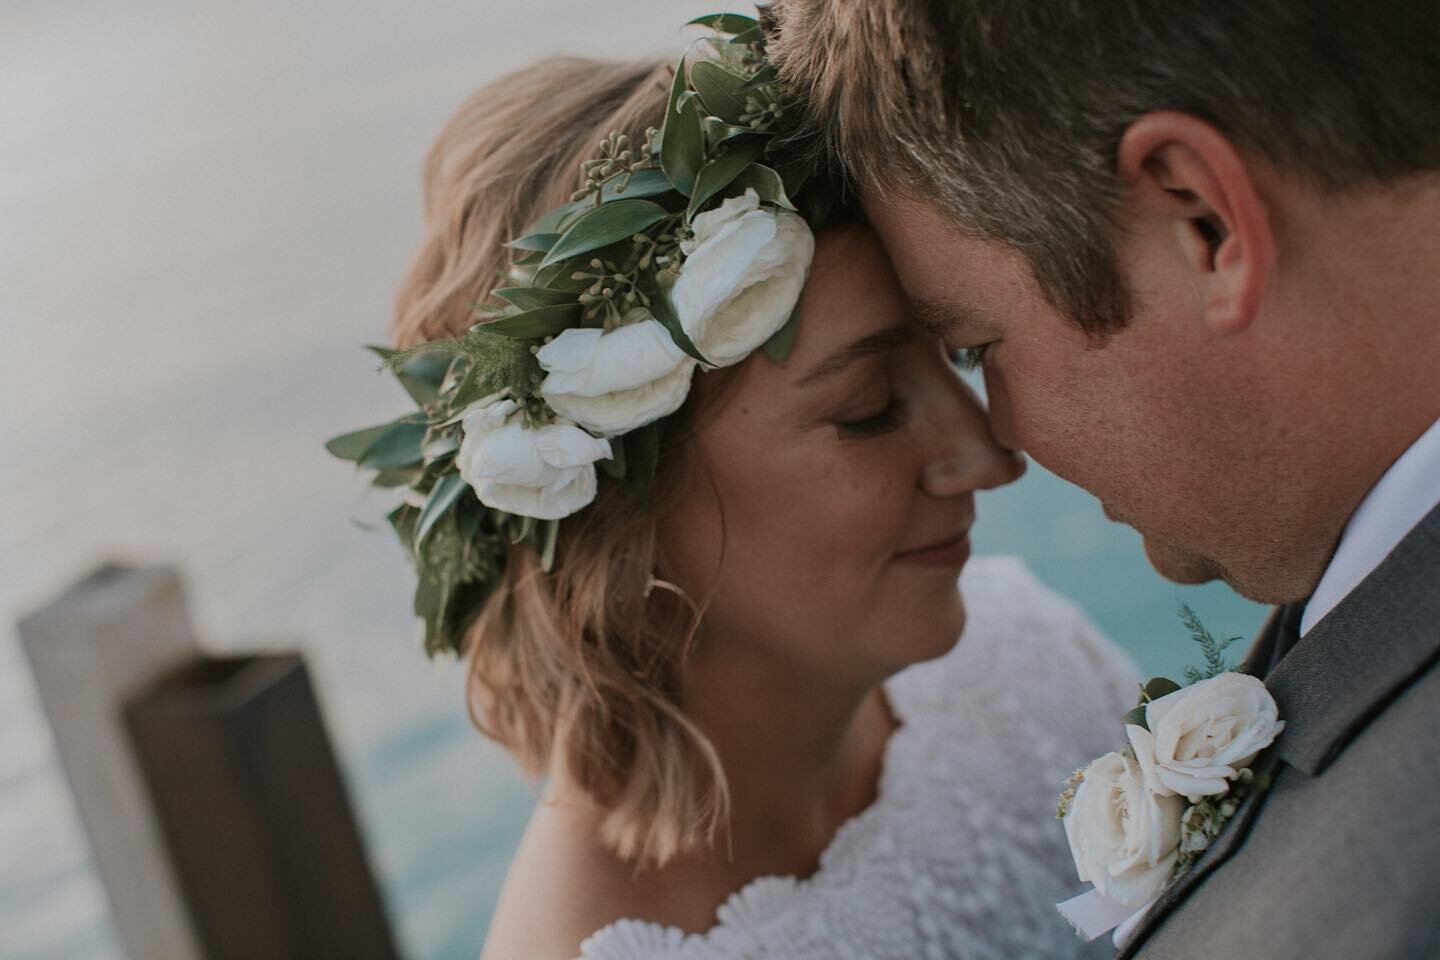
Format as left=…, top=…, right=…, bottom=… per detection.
left=797, top=324, right=915, bottom=387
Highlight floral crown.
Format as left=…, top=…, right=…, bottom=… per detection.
left=327, top=12, right=838, bottom=655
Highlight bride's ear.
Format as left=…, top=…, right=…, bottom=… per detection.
left=1115, top=111, right=1275, bottom=335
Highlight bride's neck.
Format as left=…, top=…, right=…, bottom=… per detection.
left=680, top=633, right=898, bottom=872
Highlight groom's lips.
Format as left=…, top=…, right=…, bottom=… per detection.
left=894, top=530, right=972, bottom=567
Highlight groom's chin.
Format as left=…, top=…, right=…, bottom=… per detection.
left=1141, top=536, right=1226, bottom=586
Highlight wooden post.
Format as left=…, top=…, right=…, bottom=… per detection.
left=123, top=653, right=401, bottom=960
left=18, top=563, right=205, bottom=960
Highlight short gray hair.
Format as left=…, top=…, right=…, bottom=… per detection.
left=771, top=0, right=1440, bottom=333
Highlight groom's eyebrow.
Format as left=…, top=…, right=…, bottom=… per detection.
left=798, top=324, right=915, bottom=386
left=911, top=297, right=987, bottom=340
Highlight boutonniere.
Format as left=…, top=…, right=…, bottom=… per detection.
left=1055, top=606, right=1285, bottom=942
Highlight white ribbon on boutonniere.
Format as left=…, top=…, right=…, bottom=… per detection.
left=1054, top=609, right=1285, bottom=942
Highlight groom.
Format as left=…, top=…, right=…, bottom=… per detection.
left=772, top=1, right=1440, bottom=957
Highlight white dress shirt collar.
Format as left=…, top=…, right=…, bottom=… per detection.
left=1302, top=415, right=1440, bottom=636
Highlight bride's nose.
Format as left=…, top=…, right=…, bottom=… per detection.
left=921, top=392, right=1026, bottom=498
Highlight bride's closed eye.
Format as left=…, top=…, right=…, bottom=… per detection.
left=836, top=394, right=908, bottom=438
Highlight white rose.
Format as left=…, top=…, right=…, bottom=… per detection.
left=671, top=188, right=814, bottom=367
left=1136, top=672, right=1285, bottom=801
left=457, top=398, right=611, bottom=520
left=1063, top=750, right=1185, bottom=908
left=537, top=310, right=696, bottom=436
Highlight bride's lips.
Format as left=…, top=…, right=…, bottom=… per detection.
left=894, top=530, right=972, bottom=567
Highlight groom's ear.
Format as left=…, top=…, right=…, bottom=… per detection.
left=1115, top=111, right=1275, bottom=335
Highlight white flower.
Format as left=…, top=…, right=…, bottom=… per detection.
left=537, top=310, right=696, bottom=435
left=671, top=188, right=814, bottom=367
left=456, top=397, right=611, bottom=520
left=1136, top=672, right=1285, bottom=801
left=1063, top=750, right=1185, bottom=908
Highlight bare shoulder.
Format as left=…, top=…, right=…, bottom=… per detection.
left=480, top=798, right=683, bottom=960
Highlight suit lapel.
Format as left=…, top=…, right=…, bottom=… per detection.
left=1117, top=500, right=1440, bottom=959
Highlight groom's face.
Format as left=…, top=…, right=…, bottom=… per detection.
left=867, top=193, right=1279, bottom=594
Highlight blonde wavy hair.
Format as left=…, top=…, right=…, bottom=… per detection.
left=393, top=57, right=733, bottom=868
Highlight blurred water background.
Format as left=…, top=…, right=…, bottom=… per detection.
left=0, top=2, right=1267, bottom=958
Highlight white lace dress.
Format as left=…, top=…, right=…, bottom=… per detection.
left=576, top=556, right=1137, bottom=960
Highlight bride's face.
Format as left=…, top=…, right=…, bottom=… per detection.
left=657, top=224, right=1025, bottom=679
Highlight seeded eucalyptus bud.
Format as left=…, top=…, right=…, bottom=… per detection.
left=619, top=150, right=632, bottom=161
left=571, top=271, right=587, bottom=281
left=590, top=258, right=603, bottom=269
left=528, top=345, right=540, bottom=355
left=578, top=293, right=595, bottom=304
left=601, top=287, right=613, bottom=297
left=616, top=134, right=629, bottom=147
left=543, top=335, right=555, bottom=344
left=570, top=189, right=590, bottom=202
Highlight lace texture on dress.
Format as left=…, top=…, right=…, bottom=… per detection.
left=577, top=556, right=1136, bottom=960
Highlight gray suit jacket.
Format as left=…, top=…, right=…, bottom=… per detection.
left=1115, top=500, right=1440, bottom=959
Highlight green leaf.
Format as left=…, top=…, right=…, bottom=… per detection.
left=730, top=163, right=797, bottom=211
left=522, top=200, right=587, bottom=237
left=661, top=58, right=706, bottom=196
left=686, top=140, right=764, bottom=220
left=539, top=518, right=560, bottom=572
left=599, top=437, right=627, bottom=480
left=761, top=307, right=800, bottom=363
left=475, top=303, right=582, bottom=339
left=492, top=287, right=576, bottom=311
left=505, top=232, right=561, bottom=252
left=510, top=514, right=537, bottom=545
left=1124, top=705, right=1150, bottom=731
left=626, top=420, right=663, bottom=499
left=367, top=344, right=453, bottom=406
left=690, top=60, right=748, bottom=123
left=600, top=168, right=674, bottom=201
left=416, top=472, right=469, bottom=545
left=387, top=503, right=419, bottom=545
left=326, top=423, right=393, bottom=462
left=741, top=64, right=779, bottom=90
left=539, top=199, right=670, bottom=268
left=373, top=466, right=424, bottom=488
left=358, top=420, right=428, bottom=471
left=1143, top=677, right=1183, bottom=702
left=413, top=574, right=441, bottom=620
left=646, top=285, right=709, bottom=364
left=728, top=24, right=763, bottom=45
left=421, top=430, right=460, bottom=462
left=686, top=13, right=758, bottom=33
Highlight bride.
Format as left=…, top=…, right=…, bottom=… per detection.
left=338, top=16, right=1135, bottom=959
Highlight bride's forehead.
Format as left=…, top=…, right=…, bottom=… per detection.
left=792, top=224, right=913, bottom=353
